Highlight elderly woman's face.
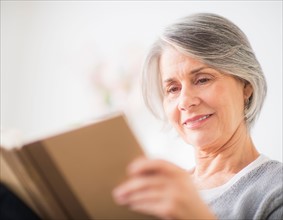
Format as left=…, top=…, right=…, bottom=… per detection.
left=160, top=48, right=251, bottom=149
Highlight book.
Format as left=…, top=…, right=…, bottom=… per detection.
left=0, top=113, right=155, bottom=219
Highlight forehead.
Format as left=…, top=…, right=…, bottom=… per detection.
left=159, top=47, right=206, bottom=79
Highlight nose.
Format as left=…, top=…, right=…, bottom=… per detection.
left=178, top=87, right=200, bottom=111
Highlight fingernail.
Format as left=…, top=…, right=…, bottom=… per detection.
left=112, top=188, right=121, bottom=197
left=113, top=191, right=127, bottom=205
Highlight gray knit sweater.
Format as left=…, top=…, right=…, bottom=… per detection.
left=201, top=158, right=283, bottom=219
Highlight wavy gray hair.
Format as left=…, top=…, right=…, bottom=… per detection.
left=142, top=13, right=267, bottom=129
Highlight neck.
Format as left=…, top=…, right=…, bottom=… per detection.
left=192, top=121, right=259, bottom=189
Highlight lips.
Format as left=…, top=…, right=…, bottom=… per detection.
left=183, top=114, right=213, bottom=127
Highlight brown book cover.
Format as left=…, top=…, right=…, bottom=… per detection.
left=0, top=113, right=155, bottom=219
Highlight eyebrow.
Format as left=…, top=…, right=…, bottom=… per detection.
left=162, top=66, right=208, bottom=83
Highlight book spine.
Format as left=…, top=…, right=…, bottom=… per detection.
left=24, top=141, right=89, bottom=219
left=0, top=147, right=45, bottom=218
left=17, top=144, right=70, bottom=219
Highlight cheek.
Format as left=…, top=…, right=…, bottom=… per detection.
left=201, top=86, right=224, bottom=109
left=206, top=84, right=244, bottom=123
left=163, top=99, right=179, bottom=125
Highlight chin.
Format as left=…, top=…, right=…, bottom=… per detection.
left=182, top=132, right=216, bottom=149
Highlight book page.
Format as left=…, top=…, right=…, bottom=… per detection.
left=0, top=148, right=41, bottom=216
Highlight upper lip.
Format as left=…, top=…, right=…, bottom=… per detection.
left=182, top=114, right=213, bottom=125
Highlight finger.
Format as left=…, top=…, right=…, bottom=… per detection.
left=128, top=157, right=183, bottom=177
left=115, top=187, right=162, bottom=206
left=113, top=175, right=165, bottom=204
left=129, top=199, right=174, bottom=220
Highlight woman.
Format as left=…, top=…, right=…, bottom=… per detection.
left=113, top=13, right=283, bottom=219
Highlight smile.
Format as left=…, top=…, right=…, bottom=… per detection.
left=183, top=114, right=213, bottom=128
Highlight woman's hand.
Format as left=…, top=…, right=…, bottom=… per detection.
left=112, top=157, right=216, bottom=220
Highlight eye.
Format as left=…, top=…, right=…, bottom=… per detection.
left=167, top=85, right=180, bottom=94
left=196, top=78, right=210, bottom=84
left=164, top=84, right=181, bottom=95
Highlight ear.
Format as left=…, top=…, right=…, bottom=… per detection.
left=243, top=82, right=253, bottom=101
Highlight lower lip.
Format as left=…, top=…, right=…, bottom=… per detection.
left=184, top=114, right=213, bottom=129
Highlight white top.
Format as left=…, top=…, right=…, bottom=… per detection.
left=199, top=154, right=270, bottom=201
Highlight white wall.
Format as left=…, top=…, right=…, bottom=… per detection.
left=1, top=1, right=282, bottom=169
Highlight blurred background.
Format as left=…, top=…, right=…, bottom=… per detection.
left=1, top=1, right=282, bottom=169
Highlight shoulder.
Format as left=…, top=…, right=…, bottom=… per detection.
left=236, top=160, right=283, bottom=219
left=249, top=160, right=282, bottom=191
left=257, top=159, right=282, bottom=173
left=250, top=160, right=282, bottom=182
left=209, top=160, right=283, bottom=219
left=250, top=160, right=283, bottom=219
left=236, top=160, right=282, bottom=200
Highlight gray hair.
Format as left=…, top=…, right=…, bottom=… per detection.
left=142, top=13, right=267, bottom=129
